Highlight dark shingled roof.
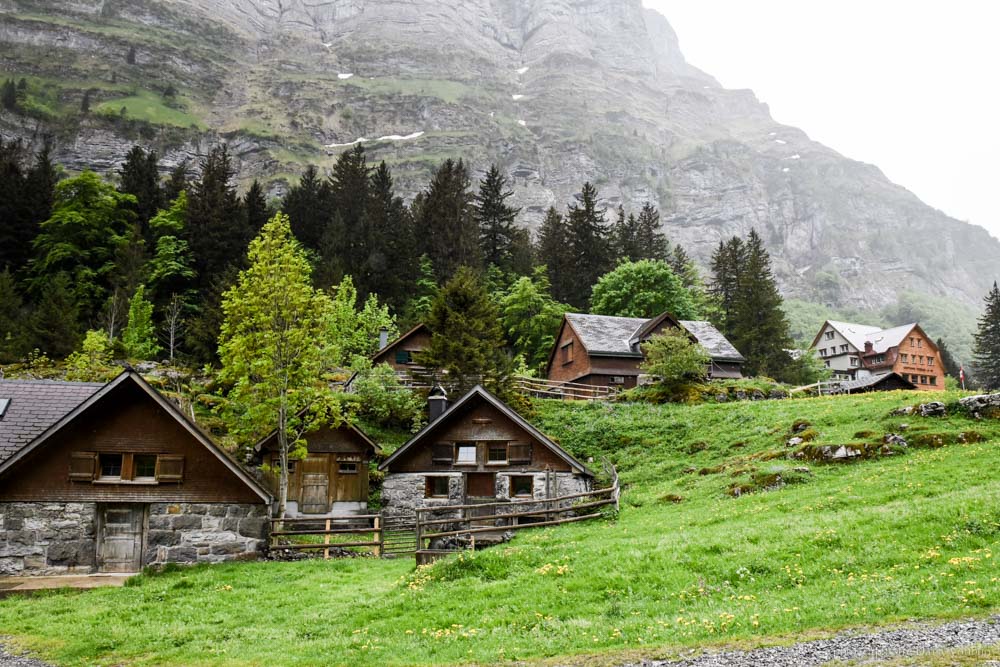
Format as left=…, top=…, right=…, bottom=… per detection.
left=564, top=313, right=745, bottom=363
left=0, top=380, right=104, bottom=464
left=679, top=320, right=747, bottom=362
left=836, top=372, right=916, bottom=394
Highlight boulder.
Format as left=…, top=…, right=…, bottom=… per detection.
left=883, top=434, right=908, bottom=448
left=958, top=393, right=1000, bottom=419
left=890, top=406, right=915, bottom=416
left=786, top=436, right=804, bottom=448
left=918, top=402, right=947, bottom=417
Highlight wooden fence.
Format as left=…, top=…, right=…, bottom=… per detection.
left=268, top=515, right=383, bottom=559
left=514, top=376, right=620, bottom=401
left=413, top=464, right=620, bottom=563
left=788, top=380, right=843, bottom=396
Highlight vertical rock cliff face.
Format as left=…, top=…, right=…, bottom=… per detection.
left=1, top=0, right=997, bottom=310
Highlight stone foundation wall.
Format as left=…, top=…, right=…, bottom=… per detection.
left=382, top=472, right=591, bottom=517
left=0, top=502, right=98, bottom=576
left=146, top=503, right=268, bottom=566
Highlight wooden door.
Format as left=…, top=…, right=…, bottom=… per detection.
left=333, top=456, right=367, bottom=502
left=97, top=504, right=144, bottom=572
left=299, top=456, right=330, bottom=514
left=466, top=473, right=496, bottom=499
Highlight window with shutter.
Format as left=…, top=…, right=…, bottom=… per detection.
left=68, top=452, right=97, bottom=481
left=508, top=443, right=531, bottom=464
left=157, top=455, right=184, bottom=482
left=431, top=444, right=452, bottom=464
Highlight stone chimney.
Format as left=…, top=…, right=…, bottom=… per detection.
left=864, top=341, right=874, bottom=354
left=378, top=326, right=389, bottom=350
left=428, top=385, right=449, bottom=422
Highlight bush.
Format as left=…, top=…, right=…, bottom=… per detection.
left=343, top=363, right=424, bottom=431
left=640, top=328, right=710, bottom=389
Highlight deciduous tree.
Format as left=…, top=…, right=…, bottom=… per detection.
left=590, top=259, right=698, bottom=320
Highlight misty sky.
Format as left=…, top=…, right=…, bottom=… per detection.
left=646, top=1, right=1000, bottom=239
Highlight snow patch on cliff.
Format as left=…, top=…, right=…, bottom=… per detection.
left=326, top=131, right=425, bottom=149
left=338, top=73, right=354, bottom=80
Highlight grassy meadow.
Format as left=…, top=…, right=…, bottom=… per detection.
left=2, top=390, right=999, bottom=666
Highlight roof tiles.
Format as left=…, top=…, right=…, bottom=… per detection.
left=0, top=380, right=104, bottom=464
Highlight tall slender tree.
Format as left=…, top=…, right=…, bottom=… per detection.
left=118, top=146, right=163, bottom=236
left=710, top=236, right=747, bottom=333
left=414, top=159, right=479, bottom=279
left=282, top=165, right=330, bottom=252
left=474, top=165, right=521, bottom=272
left=537, top=207, right=574, bottom=305
left=185, top=145, right=245, bottom=292
left=564, top=182, right=612, bottom=308
left=635, top=202, right=669, bottom=261
left=321, top=145, right=370, bottom=286
left=0, top=269, right=28, bottom=362
left=973, top=281, right=1000, bottom=390
left=362, top=161, right=415, bottom=309
left=243, top=179, right=269, bottom=239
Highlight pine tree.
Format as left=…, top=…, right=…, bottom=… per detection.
left=118, top=146, right=163, bottom=236
left=163, top=160, right=189, bottom=203
left=243, top=179, right=269, bottom=239
left=936, top=337, right=961, bottom=379
left=537, top=207, right=574, bottom=305
left=564, top=182, right=612, bottom=309
left=31, top=272, right=81, bottom=358
left=185, top=145, right=245, bottom=292
left=282, top=165, right=331, bottom=251
left=973, top=281, right=1000, bottom=390
left=611, top=206, right=640, bottom=262
left=474, top=165, right=521, bottom=272
left=400, top=255, right=439, bottom=328
left=729, top=229, right=793, bottom=379
left=710, top=236, right=747, bottom=333
left=121, top=284, right=160, bottom=360
left=414, top=159, right=479, bottom=280
left=419, top=266, right=512, bottom=396
left=323, top=145, right=370, bottom=284
left=361, top=161, right=415, bottom=310
left=0, top=138, right=30, bottom=270
left=0, top=269, right=28, bottom=362
left=635, top=202, right=669, bottom=261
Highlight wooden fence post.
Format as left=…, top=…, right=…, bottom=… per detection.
left=415, top=509, right=423, bottom=553
left=324, top=519, right=331, bottom=560
left=374, top=515, right=382, bottom=558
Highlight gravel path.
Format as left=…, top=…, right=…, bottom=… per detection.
left=0, top=643, right=52, bottom=667
left=624, top=616, right=1000, bottom=667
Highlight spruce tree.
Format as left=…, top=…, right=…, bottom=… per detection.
left=611, top=206, right=639, bottom=261
left=0, top=269, right=28, bottom=362
left=564, top=182, right=612, bottom=309
left=400, top=255, right=438, bottom=328
left=362, top=161, right=415, bottom=310
left=973, top=281, right=1000, bottom=390
left=537, top=207, right=574, bottom=305
left=243, top=179, right=269, bottom=239
left=635, top=203, right=669, bottom=261
left=282, top=165, right=331, bottom=251
left=710, top=236, right=747, bottom=333
left=474, top=165, right=521, bottom=272
left=324, top=145, right=370, bottom=284
left=163, top=160, right=190, bottom=203
left=185, top=145, right=245, bottom=293
left=414, top=159, right=479, bottom=280
left=31, top=272, right=81, bottom=358
left=0, top=138, right=29, bottom=270
left=729, top=229, right=793, bottom=379
left=419, top=266, right=512, bottom=396
left=1, top=79, right=17, bottom=111
left=936, top=337, right=961, bottom=379
left=118, top=146, right=163, bottom=236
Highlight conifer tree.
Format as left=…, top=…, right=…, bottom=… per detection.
left=415, top=159, right=479, bottom=280
left=186, top=145, right=245, bottom=292
left=0, top=139, right=30, bottom=270
left=31, top=272, right=81, bottom=358
left=25, top=143, right=57, bottom=228
left=282, top=165, right=330, bottom=251
left=474, top=165, right=521, bottom=272
left=936, top=337, right=961, bottom=379
left=729, top=229, right=793, bottom=379
left=121, top=284, right=160, bottom=360
left=537, top=207, right=574, bottom=305
left=1, top=79, right=17, bottom=111
left=400, top=255, right=438, bottom=328
left=710, top=236, right=747, bottom=333
left=419, top=266, right=512, bottom=396
left=362, top=161, right=415, bottom=309
left=611, top=206, right=640, bottom=262
left=635, top=202, right=669, bottom=261
left=0, top=269, right=28, bottom=362
left=323, top=145, right=370, bottom=285
left=973, top=281, right=1000, bottom=390
left=118, top=146, right=163, bottom=235
left=500, top=268, right=567, bottom=374
left=243, top=179, right=269, bottom=239
left=564, top=182, right=612, bottom=308
left=163, top=160, right=189, bottom=204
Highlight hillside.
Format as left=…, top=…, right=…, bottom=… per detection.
left=2, top=390, right=998, bottom=665
left=1, top=0, right=999, bottom=316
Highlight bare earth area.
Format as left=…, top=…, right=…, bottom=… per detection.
left=620, top=616, right=1000, bottom=667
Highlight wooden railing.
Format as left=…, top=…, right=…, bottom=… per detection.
left=413, top=464, right=620, bottom=562
left=514, top=376, right=621, bottom=401
left=268, top=515, right=382, bottom=559
left=788, top=380, right=843, bottom=396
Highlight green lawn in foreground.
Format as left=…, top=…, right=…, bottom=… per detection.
left=1, top=390, right=999, bottom=666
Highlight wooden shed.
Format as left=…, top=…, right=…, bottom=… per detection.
left=252, top=422, right=381, bottom=517
left=0, top=371, right=271, bottom=575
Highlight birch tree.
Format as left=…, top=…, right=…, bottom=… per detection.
left=218, top=213, right=338, bottom=518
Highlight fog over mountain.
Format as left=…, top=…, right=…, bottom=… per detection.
left=2, top=0, right=998, bottom=312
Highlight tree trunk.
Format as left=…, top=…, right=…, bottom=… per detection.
left=277, top=400, right=289, bottom=519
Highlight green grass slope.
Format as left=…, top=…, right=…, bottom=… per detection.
left=2, top=390, right=999, bottom=666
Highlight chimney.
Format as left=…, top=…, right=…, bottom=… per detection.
left=428, top=385, right=449, bottom=422
left=864, top=341, right=874, bottom=354
left=378, top=326, right=389, bottom=350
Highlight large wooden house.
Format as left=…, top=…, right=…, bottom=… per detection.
left=252, top=422, right=380, bottom=518
left=811, top=321, right=944, bottom=390
left=379, top=386, right=592, bottom=516
left=0, top=371, right=271, bottom=576
left=546, top=312, right=745, bottom=390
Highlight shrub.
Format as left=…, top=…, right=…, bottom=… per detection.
left=641, top=328, right=710, bottom=389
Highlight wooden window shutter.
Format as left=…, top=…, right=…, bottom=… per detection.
left=431, top=444, right=452, bottom=464
left=508, top=443, right=531, bottom=464
left=68, top=452, right=97, bottom=481
left=157, top=455, right=185, bottom=482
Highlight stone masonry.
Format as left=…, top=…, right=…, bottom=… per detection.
left=0, top=502, right=268, bottom=575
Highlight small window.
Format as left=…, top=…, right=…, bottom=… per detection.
left=824, top=361, right=830, bottom=368
left=425, top=476, right=449, bottom=498
left=156, top=455, right=184, bottom=482
left=431, top=444, right=453, bottom=464
left=487, top=445, right=507, bottom=464
left=287, top=460, right=297, bottom=473
left=395, top=349, right=413, bottom=365
left=455, top=444, right=477, bottom=465
left=133, top=454, right=157, bottom=479
left=338, top=462, right=358, bottom=474
left=900, top=353, right=908, bottom=363
left=930, top=376, right=937, bottom=385
left=610, top=376, right=626, bottom=385
left=0, top=398, right=9, bottom=420
left=921, top=375, right=928, bottom=385
left=909, top=337, right=915, bottom=347
left=509, top=443, right=531, bottom=464
left=510, top=476, right=533, bottom=497
left=99, top=453, right=123, bottom=479
left=561, top=341, right=574, bottom=365
left=917, top=339, right=923, bottom=348
left=927, top=357, right=935, bottom=367
left=840, top=344, right=848, bottom=353
left=825, top=331, right=835, bottom=340
left=818, top=348, right=825, bottom=357
left=850, top=357, right=858, bottom=367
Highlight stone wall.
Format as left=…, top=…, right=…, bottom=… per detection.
left=0, top=502, right=268, bottom=576
left=0, top=502, right=98, bottom=575
left=145, top=503, right=268, bottom=566
left=382, top=472, right=591, bottom=517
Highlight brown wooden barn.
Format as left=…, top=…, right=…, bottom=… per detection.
left=546, top=312, right=745, bottom=390
left=371, top=323, right=432, bottom=377
left=252, top=422, right=381, bottom=517
left=0, top=371, right=271, bottom=575
left=379, top=385, right=592, bottom=516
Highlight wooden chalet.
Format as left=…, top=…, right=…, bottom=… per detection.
left=812, top=321, right=944, bottom=390
left=252, top=421, right=381, bottom=518
left=0, top=371, right=271, bottom=575
left=379, top=385, right=592, bottom=516
left=371, top=323, right=432, bottom=381
left=835, top=372, right=917, bottom=395
left=546, top=312, right=745, bottom=390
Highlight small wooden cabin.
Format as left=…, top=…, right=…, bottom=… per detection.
left=253, top=422, right=380, bottom=517
left=835, top=372, right=917, bottom=394
left=371, top=323, right=432, bottom=375
left=0, top=371, right=271, bottom=576
left=379, top=386, right=592, bottom=516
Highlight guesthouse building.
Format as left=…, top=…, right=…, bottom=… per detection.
left=811, top=321, right=944, bottom=390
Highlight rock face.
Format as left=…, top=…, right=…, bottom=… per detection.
left=2, top=0, right=999, bottom=309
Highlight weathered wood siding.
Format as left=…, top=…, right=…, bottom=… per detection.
left=373, top=328, right=432, bottom=372
left=0, top=381, right=262, bottom=504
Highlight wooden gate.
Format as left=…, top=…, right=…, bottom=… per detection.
left=299, top=456, right=329, bottom=514
left=97, top=504, right=145, bottom=572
